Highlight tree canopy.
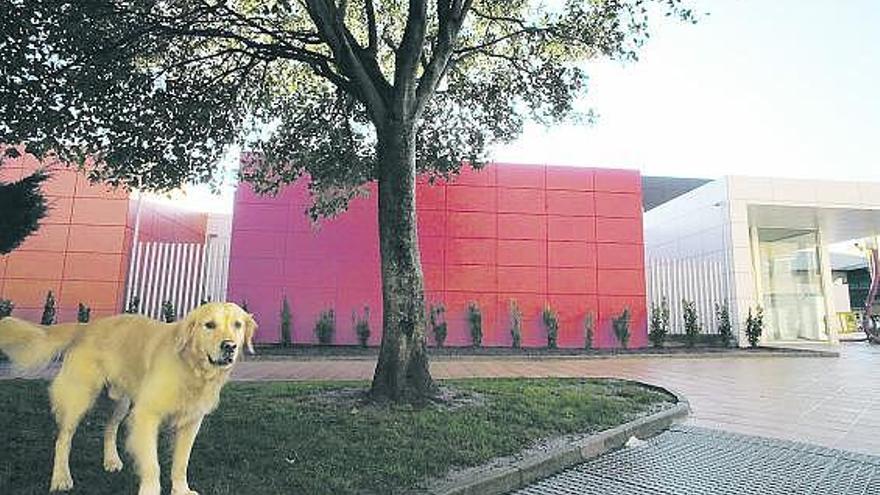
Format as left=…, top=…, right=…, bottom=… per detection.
left=2, top=0, right=694, bottom=216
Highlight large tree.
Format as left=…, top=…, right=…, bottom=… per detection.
left=1, top=0, right=694, bottom=402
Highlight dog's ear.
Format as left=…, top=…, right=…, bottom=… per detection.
left=175, top=311, right=200, bottom=354
left=244, top=313, right=258, bottom=355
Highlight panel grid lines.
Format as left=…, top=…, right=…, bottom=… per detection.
left=229, top=165, right=646, bottom=347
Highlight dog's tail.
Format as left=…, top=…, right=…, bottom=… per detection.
left=0, top=317, right=81, bottom=370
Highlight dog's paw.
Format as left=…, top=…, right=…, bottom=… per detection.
left=137, top=483, right=161, bottom=495
left=171, top=488, right=199, bottom=495
left=49, top=473, right=74, bottom=492
left=104, top=456, right=124, bottom=472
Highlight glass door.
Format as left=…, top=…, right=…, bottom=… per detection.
left=757, top=228, right=828, bottom=341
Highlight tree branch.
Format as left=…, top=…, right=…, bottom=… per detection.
left=305, top=0, right=389, bottom=123
left=119, top=0, right=382, bottom=119
left=454, top=27, right=545, bottom=56
left=413, top=0, right=472, bottom=118
left=392, top=0, right=428, bottom=115
left=152, top=25, right=327, bottom=64
left=209, top=1, right=324, bottom=47
left=469, top=8, right=529, bottom=30
left=365, top=0, right=378, bottom=56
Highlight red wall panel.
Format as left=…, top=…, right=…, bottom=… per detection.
left=446, top=185, right=497, bottom=212
left=548, top=216, right=596, bottom=242
left=498, top=189, right=546, bottom=214
left=547, top=167, right=595, bottom=191
left=549, top=242, right=596, bottom=268
left=445, top=237, right=496, bottom=265
left=498, top=214, right=546, bottom=240
left=594, top=169, right=640, bottom=193
left=416, top=184, right=446, bottom=209
left=446, top=211, right=497, bottom=238
left=228, top=163, right=647, bottom=348
left=498, top=266, right=547, bottom=294
left=596, top=217, right=643, bottom=244
left=548, top=267, right=597, bottom=295
left=546, top=191, right=595, bottom=216
left=594, top=192, right=642, bottom=218
left=419, top=238, right=445, bottom=265
left=597, top=243, right=644, bottom=270
left=498, top=239, right=546, bottom=266
left=496, top=163, right=546, bottom=189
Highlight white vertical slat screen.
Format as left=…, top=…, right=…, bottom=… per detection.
left=124, top=240, right=231, bottom=320
left=646, top=256, right=731, bottom=335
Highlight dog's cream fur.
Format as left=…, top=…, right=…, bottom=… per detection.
left=0, top=302, right=257, bottom=495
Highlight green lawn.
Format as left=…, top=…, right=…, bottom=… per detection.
left=0, top=378, right=673, bottom=494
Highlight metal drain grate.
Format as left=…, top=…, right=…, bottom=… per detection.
left=512, top=426, right=880, bottom=495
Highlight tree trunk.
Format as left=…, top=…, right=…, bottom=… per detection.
left=369, top=119, right=437, bottom=403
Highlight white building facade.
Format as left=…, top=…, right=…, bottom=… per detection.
left=644, top=176, right=880, bottom=346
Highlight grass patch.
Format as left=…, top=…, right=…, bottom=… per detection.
left=0, top=378, right=672, bottom=494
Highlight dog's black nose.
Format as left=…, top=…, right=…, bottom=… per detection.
left=220, top=341, right=237, bottom=354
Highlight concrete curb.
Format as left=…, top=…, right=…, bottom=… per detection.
left=420, top=384, right=690, bottom=495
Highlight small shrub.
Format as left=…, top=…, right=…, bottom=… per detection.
left=716, top=302, right=733, bottom=347
left=467, top=302, right=482, bottom=347
left=125, top=295, right=140, bottom=314
left=509, top=300, right=522, bottom=349
left=161, top=301, right=176, bottom=323
left=613, top=308, right=631, bottom=349
left=429, top=303, right=447, bottom=348
left=682, top=299, right=701, bottom=348
left=280, top=296, right=293, bottom=346
left=542, top=305, right=559, bottom=349
left=583, top=312, right=595, bottom=349
left=77, top=303, right=91, bottom=323
left=649, top=297, right=670, bottom=348
left=0, top=299, right=14, bottom=318
left=41, top=290, right=56, bottom=325
left=745, top=306, right=764, bottom=348
left=353, top=306, right=370, bottom=348
left=315, top=308, right=336, bottom=345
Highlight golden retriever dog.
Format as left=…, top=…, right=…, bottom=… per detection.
left=0, top=302, right=257, bottom=495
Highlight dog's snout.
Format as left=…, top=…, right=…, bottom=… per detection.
left=220, top=340, right=237, bottom=354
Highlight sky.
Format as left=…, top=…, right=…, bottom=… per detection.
left=181, top=0, right=880, bottom=213
left=495, top=0, right=880, bottom=180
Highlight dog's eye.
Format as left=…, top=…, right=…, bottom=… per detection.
left=204, top=321, right=216, bottom=330
left=234, top=321, right=242, bottom=329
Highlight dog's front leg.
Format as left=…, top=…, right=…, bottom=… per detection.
left=170, top=417, right=204, bottom=495
left=103, top=396, right=131, bottom=472
left=126, top=409, right=162, bottom=495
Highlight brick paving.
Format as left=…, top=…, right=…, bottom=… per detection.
left=514, top=426, right=880, bottom=495
left=4, top=343, right=880, bottom=454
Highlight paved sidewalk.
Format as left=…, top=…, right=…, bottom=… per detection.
left=3, top=343, right=880, bottom=454
left=514, top=426, right=880, bottom=495
left=231, top=343, right=880, bottom=455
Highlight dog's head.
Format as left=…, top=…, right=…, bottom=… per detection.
left=176, top=302, right=258, bottom=371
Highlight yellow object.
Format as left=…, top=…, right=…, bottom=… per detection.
left=837, top=312, right=858, bottom=333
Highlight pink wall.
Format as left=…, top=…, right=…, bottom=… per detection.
left=227, top=163, right=647, bottom=348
